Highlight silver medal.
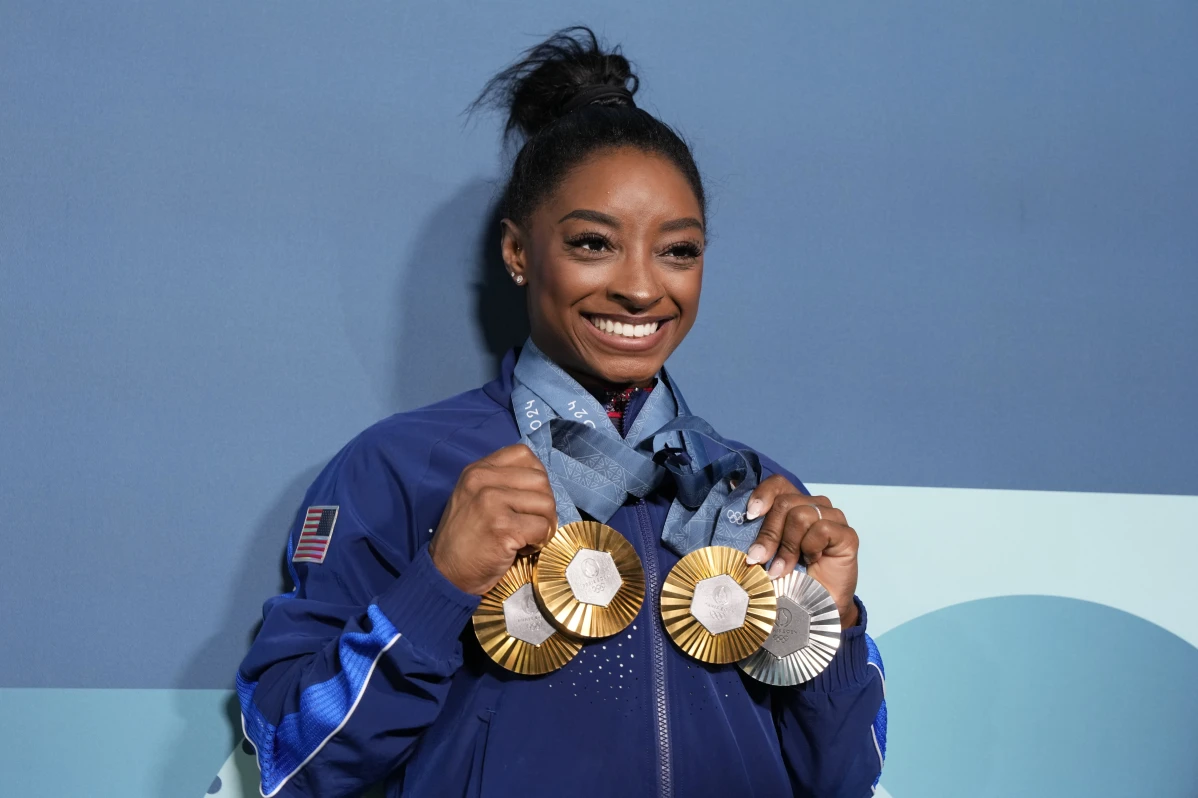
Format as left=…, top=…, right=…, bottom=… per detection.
left=738, top=570, right=841, bottom=685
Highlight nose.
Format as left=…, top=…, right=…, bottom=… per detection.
left=606, top=248, right=665, bottom=312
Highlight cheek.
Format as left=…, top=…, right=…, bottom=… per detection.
left=528, top=258, right=585, bottom=326
left=669, top=270, right=702, bottom=338
left=668, top=267, right=703, bottom=312
left=535, top=256, right=600, bottom=305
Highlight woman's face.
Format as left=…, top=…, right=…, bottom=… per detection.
left=502, top=146, right=705, bottom=390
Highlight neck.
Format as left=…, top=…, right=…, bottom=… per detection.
left=524, top=336, right=657, bottom=397
left=565, top=368, right=655, bottom=400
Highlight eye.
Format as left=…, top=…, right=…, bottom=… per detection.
left=565, top=232, right=613, bottom=253
left=663, top=241, right=703, bottom=260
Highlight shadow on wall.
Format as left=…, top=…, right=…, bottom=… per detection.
left=389, top=177, right=528, bottom=412
left=164, top=176, right=527, bottom=794
left=161, top=464, right=323, bottom=797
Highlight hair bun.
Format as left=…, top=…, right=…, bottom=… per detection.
left=559, top=84, right=636, bottom=116
left=475, top=26, right=640, bottom=139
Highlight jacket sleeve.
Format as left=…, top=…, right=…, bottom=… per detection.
left=752, top=451, right=888, bottom=797
left=774, top=601, right=887, bottom=797
left=236, top=436, right=480, bottom=797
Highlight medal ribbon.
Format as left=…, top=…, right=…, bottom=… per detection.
left=511, top=339, right=766, bottom=556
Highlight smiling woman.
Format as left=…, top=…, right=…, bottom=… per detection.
left=503, top=148, right=704, bottom=385
left=235, top=26, right=885, bottom=798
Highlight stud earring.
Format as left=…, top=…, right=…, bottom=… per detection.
left=513, top=274, right=525, bottom=285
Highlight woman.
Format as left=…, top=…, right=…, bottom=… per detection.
left=238, top=27, right=886, bottom=798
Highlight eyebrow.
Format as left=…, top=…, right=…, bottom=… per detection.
left=659, top=216, right=705, bottom=234
left=557, top=209, right=705, bottom=234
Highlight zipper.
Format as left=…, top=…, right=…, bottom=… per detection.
left=635, top=498, right=673, bottom=798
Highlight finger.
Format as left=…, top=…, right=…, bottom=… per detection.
left=765, top=504, right=823, bottom=578
left=757, top=492, right=844, bottom=530
left=799, top=501, right=847, bottom=526
left=745, top=474, right=794, bottom=521
left=492, top=496, right=557, bottom=557
left=489, top=484, right=558, bottom=528
left=461, top=462, right=553, bottom=499
left=483, top=442, right=548, bottom=470
left=746, top=491, right=809, bottom=565
left=481, top=465, right=555, bottom=494
left=819, top=521, right=859, bottom=558
left=798, top=518, right=835, bottom=565
left=510, top=508, right=558, bottom=549
left=506, top=515, right=556, bottom=556
left=775, top=520, right=857, bottom=579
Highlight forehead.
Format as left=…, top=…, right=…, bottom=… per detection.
left=539, top=146, right=703, bottom=224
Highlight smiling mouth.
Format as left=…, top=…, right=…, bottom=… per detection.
left=585, top=314, right=667, bottom=339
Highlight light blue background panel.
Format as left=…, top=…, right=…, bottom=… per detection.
left=1, top=1, right=1195, bottom=795
left=879, top=596, right=1198, bottom=797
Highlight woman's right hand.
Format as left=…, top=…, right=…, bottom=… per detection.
left=428, top=443, right=558, bottom=596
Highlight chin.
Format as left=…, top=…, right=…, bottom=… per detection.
left=540, top=323, right=679, bottom=389
left=587, top=352, right=668, bottom=386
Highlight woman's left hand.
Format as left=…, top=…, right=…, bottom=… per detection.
left=743, top=475, right=860, bottom=628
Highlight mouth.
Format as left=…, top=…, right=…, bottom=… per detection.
left=581, top=312, right=674, bottom=350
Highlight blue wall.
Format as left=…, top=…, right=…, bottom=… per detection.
left=1, top=2, right=1195, bottom=796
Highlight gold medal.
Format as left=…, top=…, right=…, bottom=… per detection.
left=660, top=545, right=776, bottom=664
left=473, top=555, right=582, bottom=675
left=739, top=569, right=842, bottom=685
left=533, top=521, right=645, bottom=638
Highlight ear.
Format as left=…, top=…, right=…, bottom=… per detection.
left=500, top=218, right=527, bottom=284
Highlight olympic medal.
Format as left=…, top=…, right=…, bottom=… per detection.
left=660, top=545, right=776, bottom=664
left=533, top=521, right=645, bottom=638
left=739, top=569, right=841, bottom=685
left=473, top=554, right=582, bottom=675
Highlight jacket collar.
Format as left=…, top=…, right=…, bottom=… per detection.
left=481, top=346, right=520, bottom=409
left=482, top=344, right=654, bottom=435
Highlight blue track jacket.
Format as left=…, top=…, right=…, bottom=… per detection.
left=238, top=349, right=887, bottom=797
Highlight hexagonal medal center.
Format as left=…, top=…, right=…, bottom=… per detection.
left=502, top=583, right=555, bottom=646
left=690, top=574, right=749, bottom=635
left=565, top=549, right=622, bottom=607
left=761, top=595, right=810, bottom=658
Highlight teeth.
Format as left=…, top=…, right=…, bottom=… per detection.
left=590, top=317, right=659, bottom=339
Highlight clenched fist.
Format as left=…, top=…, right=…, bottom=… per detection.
left=429, top=443, right=558, bottom=595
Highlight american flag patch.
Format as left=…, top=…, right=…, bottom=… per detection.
left=292, top=506, right=339, bottom=564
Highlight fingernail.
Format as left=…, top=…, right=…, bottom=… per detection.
left=745, top=544, right=767, bottom=565
left=746, top=499, right=764, bottom=521
left=767, top=560, right=787, bottom=580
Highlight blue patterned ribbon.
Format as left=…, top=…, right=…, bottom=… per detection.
left=511, top=339, right=765, bottom=556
